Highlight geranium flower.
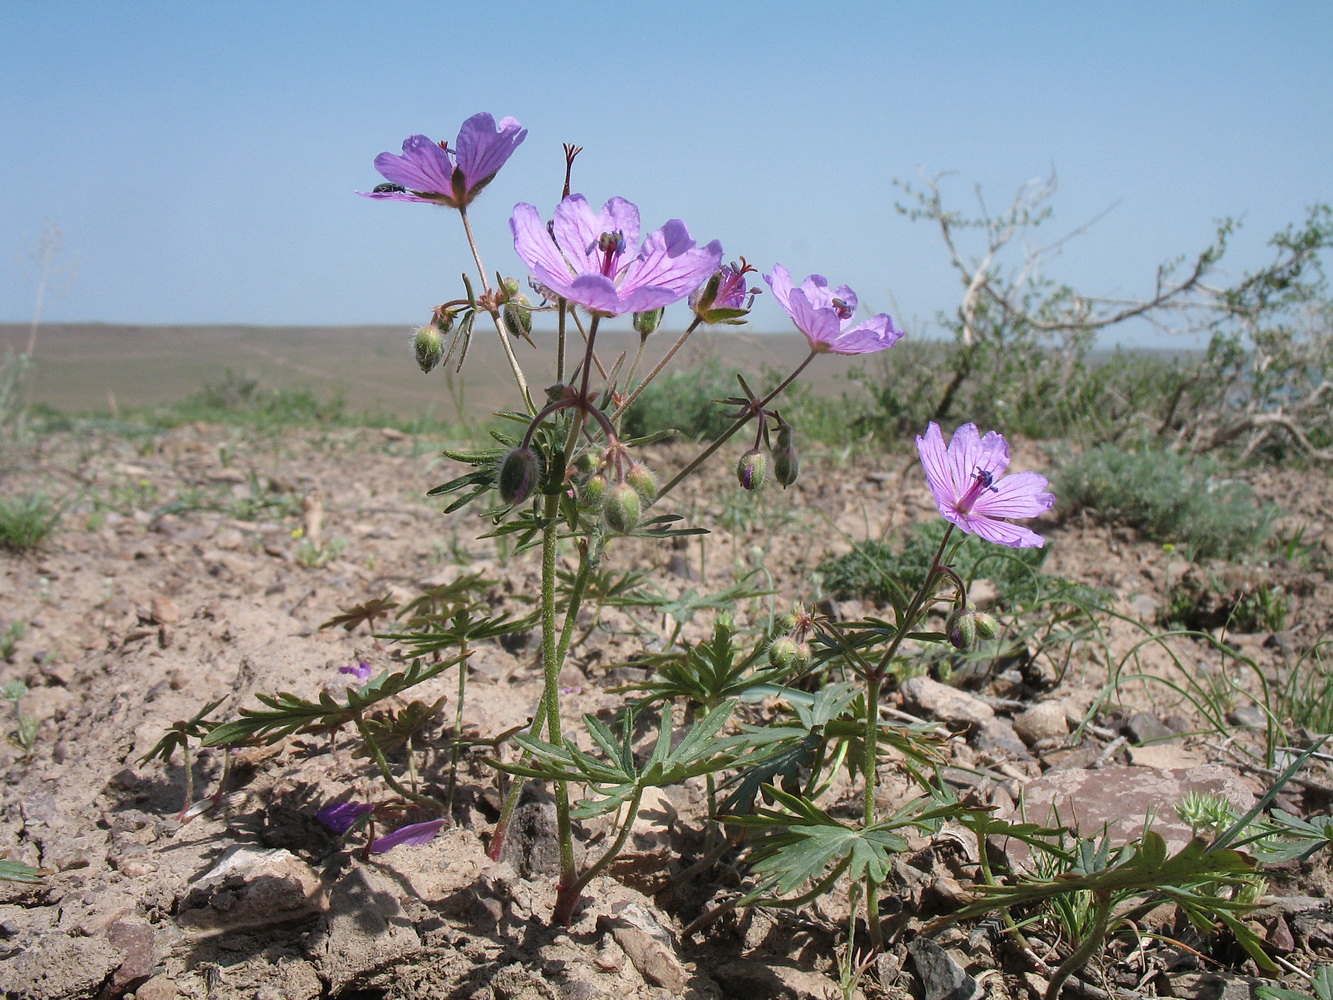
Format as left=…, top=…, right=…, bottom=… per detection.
left=510, top=195, right=722, bottom=317
left=315, top=800, right=374, bottom=834
left=369, top=818, right=448, bottom=854
left=691, top=259, right=761, bottom=325
left=338, top=661, right=372, bottom=683
left=764, top=264, right=903, bottom=354
left=916, top=422, right=1055, bottom=548
left=358, top=113, right=526, bottom=209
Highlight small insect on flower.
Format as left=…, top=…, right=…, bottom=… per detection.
left=373, top=183, right=407, bottom=194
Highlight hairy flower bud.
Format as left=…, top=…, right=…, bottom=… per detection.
left=632, top=308, right=664, bottom=338
left=946, top=605, right=978, bottom=651
left=773, top=425, right=799, bottom=487
left=604, top=482, right=641, bottom=533
left=737, top=448, right=768, bottom=492
left=767, top=636, right=800, bottom=669
left=574, top=451, right=598, bottom=475
left=581, top=471, right=609, bottom=509
left=413, top=325, right=444, bottom=373
left=974, top=612, right=999, bottom=640
left=624, top=462, right=658, bottom=502
left=503, top=298, right=533, bottom=340
left=498, top=446, right=540, bottom=505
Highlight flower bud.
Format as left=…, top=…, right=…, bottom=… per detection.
left=498, top=446, right=540, bottom=505
left=737, top=448, right=768, bottom=492
left=768, top=636, right=800, bottom=669
left=581, top=471, right=608, bottom=509
left=604, top=482, right=641, bottom=533
left=773, top=425, right=799, bottom=487
left=574, top=451, right=598, bottom=475
left=413, top=325, right=444, bottom=374
left=946, top=605, right=978, bottom=651
left=974, top=612, right=999, bottom=640
left=632, top=308, right=664, bottom=338
left=503, top=298, right=533, bottom=340
left=624, top=462, right=658, bottom=502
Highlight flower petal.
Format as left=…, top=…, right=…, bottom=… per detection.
left=972, top=471, right=1055, bottom=519
left=826, top=314, right=904, bottom=355
left=512, top=202, right=574, bottom=282
left=374, top=135, right=456, bottom=195
left=369, top=818, right=447, bottom=853
left=316, top=801, right=374, bottom=834
left=454, top=112, right=526, bottom=193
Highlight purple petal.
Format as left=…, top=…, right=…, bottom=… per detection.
left=963, top=514, right=1047, bottom=548
left=316, top=800, right=374, bottom=834
left=454, top=113, right=526, bottom=193
left=916, top=423, right=956, bottom=508
left=369, top=818, right=447, bottom=854
left=512, top=203, right=574, bottom=281
left=374, top=135, right=457, bottom=196
left=764, top=264, right=796, bottom=312
left=826, top=314, right=904, bottom=355
left=972, top=471, right=1055, bottom=519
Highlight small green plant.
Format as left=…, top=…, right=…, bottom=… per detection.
left=1279, top=636, right=1333, bottom=734
left=1057, top=443, right=1274, bottom=560
left=2, top=679, right=39, bottom=754
left=1258, top=967, right=1333, bottom=1000
left=0, top=621, right=26, bottom=661
left=295, top=535, right=346, bottom=568
left=0, top=493, right=64, bottom=552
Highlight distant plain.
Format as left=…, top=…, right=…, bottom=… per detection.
left=0, top=322, right=854, bottom=419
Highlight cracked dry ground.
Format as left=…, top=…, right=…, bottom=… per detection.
left=1, top=422, right=1332, bottom=1000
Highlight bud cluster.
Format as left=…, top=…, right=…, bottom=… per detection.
left=767, top=602, right=816, bottom=670
left=574, top=441, right=658, bottom=535
left=944, top=601, right=999, bottom=651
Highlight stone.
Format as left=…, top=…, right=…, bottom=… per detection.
left=149, top=595, right=181, bottom=625
left=1162, top=972, right=1272, bottom=999
left=995, top=764, right=1257, bottom=870
left=1012, top=701, right=1069, bottom=746
left=598, top=902, right=688, bottom=993
left=106, top=915, right=160, bottom=989
left=900, top=676, right=994, bottom=728
left=1125, top=711, right=1175, bottom=744
left=314, top=866, right=421, bottom=993
left=711, top=958, right=854, bottom=1000
left=908, top=938, right=983, bottom=1000
left=176, top=845, right=324, bottom=935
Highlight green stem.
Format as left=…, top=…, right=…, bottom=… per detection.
left=457, top=206, right=533, bottom=412
left=538, top=491, right=576, bottom=892
left=863, top=669, right=884, bottom=949
left=552, top=786, right=644, bottom=925
left=354, top=715, right=443, bottom=815
left=613, top=316, right=704, bottom=419
left=657, top=349, right=819, bottom=501
left=1044, top=889, right=1112, bottom=1000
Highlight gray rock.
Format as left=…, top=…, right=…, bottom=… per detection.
left=598, top=902, right=689, bottom=993
left=901, top=677, right=994, bottom=728
left=908, top=938, right=983, bottom=1000
left=1163, top=972, right=1273, bottom=999
left=176, top=845, right=325, bottom=935
left=1125, top=710, right=1174, bottom=744
left=712, top=958, right=853, bottom=1000
left=1013, top=702, right=1070, bottom=746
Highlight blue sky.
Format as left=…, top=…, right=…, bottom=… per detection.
left=2, top=1, right=1330, bottom=345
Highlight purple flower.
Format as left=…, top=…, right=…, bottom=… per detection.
left=338, top=661, right=373, bottom=683
left=316, top=800, right=375, bottom=834
left=764, top=264, right=903, bottom=355
left=510, top=195, right=722, bottom=317
left=369, top=818, right=447, bottom=854
left=358, top=113, right=526, bottom=209
left=691, top=259, right=761, bottom=325
left=916, top=422, right=1055, bottom=548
